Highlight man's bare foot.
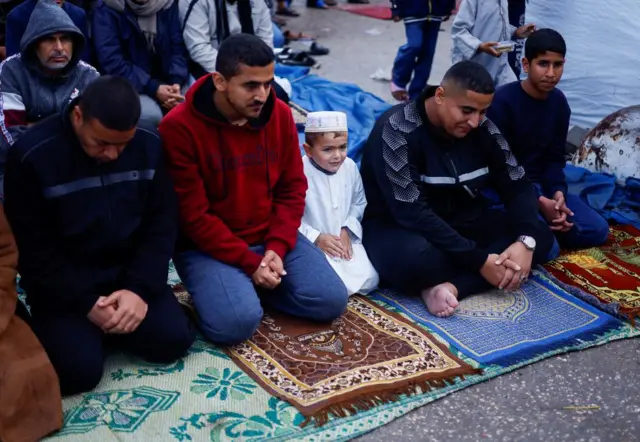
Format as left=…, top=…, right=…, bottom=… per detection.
left=421, top=283, right=459, bottom=317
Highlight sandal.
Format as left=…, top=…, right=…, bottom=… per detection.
left=276, top=7, right=300, bottom=16
left=307, top=42, right=329, bottom=56
left=276, top=49, right=317, bottom=67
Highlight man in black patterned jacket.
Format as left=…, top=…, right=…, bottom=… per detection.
left=361, top=61, right=557, bottom=318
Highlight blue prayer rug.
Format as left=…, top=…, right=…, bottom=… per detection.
left=370, top=271, right=623, bottom=366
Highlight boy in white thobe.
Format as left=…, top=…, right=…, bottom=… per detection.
left=299, top=112, right=379, bottom=295
left=451, top=0, right=535, bottom=87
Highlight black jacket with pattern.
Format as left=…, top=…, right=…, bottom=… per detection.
left=361, top=87, right=540, bottom=271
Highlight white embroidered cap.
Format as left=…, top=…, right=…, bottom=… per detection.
left=304, top=111, right=348, bottom=133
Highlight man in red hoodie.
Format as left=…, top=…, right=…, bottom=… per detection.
left=159, top=34, right=348, bottom=345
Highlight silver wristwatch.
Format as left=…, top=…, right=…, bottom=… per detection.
left=517, top=235, right=536, bottom=251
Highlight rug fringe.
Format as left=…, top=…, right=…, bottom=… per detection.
left=300, top=369, right=482, bottom=428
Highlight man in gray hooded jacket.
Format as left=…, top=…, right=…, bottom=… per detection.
left=0, top=0, right=99, bottom=196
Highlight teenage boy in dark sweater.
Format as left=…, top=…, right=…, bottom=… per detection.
left=487, top=29, right=609, bottom=249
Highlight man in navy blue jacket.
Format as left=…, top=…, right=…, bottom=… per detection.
left=362, top=61, right=556, bottom=318
left=92, top=0, right=189, bottom=126
left=4, top=75, right=195, bottom=396
left=390, top=0, right=455, bottom=101
left=6, top=0, right=91, bottom=61
left=487, top=29, right=609, bottom=249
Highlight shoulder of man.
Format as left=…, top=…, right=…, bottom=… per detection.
left=9, top=116, right=62, bottom=164
left=76, top=60, right=100, bottom=78
left=0, top=54, right=26, bottom=80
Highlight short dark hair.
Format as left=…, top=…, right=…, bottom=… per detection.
left=525, top=28, right=566, bottom=61
left=441, top=60, right=495, bottom=95
left=78, top=76, right=141, bottom=131
left=215, top=33, right=275, bottom=78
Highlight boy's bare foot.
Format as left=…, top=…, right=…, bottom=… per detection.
left=421, top=283, right=459, bottom=317
left=390, top=82, right=409, bottom=101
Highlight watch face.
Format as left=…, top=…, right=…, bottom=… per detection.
left=525, top=236, right=536, bottom=249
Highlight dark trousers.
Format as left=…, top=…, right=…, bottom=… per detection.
left=392, top=19, right=442, bottom=99
left=363, top=210, right=557, bottom=297
left=22, top=287, right=196, bottom=396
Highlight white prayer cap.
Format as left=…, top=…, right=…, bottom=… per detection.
left=304, top=111, right=348, bottom=133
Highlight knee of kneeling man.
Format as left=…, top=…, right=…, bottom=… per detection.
left=594, top=220, right=610, bottom=244
left=149, top=325, right=197, bottom=363
left=199, top=309, right=263, bottom=346
left=58, top=359, right=104, bottom=396
left=310, top=283, right=349, bottom=321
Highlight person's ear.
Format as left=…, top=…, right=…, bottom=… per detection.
left=434, top=86, right=446, bottom=105
left=302, top=142, right=313, bottom=157
left=212, top=72, right=227, bottom=92
left=521, top=57, right=530, bottom=74
left=72, top=105, right=83, bottom=126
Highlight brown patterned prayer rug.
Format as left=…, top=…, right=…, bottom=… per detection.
left=545, top=225, right=640, bottom=324
left=225, top=295, right=482, bottom=426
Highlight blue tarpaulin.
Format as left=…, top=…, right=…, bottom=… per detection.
left=276, top=65, right=391, bottom=165
left=565, top=164, right=640, bottom=229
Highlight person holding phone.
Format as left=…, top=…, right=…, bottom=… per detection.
left=451, top=0, right=535, bottom=87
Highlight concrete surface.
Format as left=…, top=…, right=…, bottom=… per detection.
left=281, top=4, right=640, bottom=441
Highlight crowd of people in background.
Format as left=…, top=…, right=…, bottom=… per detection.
left=0, top=0, right=614, bottom=441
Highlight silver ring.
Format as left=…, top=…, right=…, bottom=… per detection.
left=520, top=275, right=527, bottom=281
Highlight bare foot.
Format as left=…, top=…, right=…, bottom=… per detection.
left=421, top=283, right=459, bottom=318
left=391, top=90, right=409, bottom=102
left=390, top=82, right=409, bottom=102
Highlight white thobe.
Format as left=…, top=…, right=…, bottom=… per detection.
left=299, top=156, right=379, bottom=295
left=451, top=0, right=518, bottom=87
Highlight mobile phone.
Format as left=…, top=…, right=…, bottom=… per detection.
left=494, top=41, right=516, bottom=53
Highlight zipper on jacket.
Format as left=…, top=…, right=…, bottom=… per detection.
left=446, top=152, right=476, bottom=199
left=100, top=173, right=112, bottom=222
left=428, top=0, right=432, bottom=18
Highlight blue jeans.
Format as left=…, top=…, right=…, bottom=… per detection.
left=392, top=20, right=441, bottom=99
left=174, top=233, right=349, bottom=345
left=555, top=194, right=609, bottom=249
left=273, top=22, right=285, bottom=48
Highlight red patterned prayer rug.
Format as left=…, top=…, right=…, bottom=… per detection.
left=225, top=296, right=481, bottom=426
left=545, top=225, right=640, bottom=323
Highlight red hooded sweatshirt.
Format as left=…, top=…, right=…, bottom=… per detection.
left=159, top=75, right=307, bottom=276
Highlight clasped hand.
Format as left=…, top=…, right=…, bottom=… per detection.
left=87, top=289, right=148, bottom=334
left=480, top=242, right=534, bottom=291
left=540, top=191, right=574, bottom=232
left=316, top=228, right=353, bottom=260
left=252, top=250, right=287, bottom=289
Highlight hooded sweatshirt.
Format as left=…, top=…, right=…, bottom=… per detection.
left=159, top=75, right=307, bottom=276
left=0, top=0, right=99, bottom=144
left=0, top=0, right=99, bottom=196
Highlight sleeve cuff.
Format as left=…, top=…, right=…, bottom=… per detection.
left=458, top=248, right=488, bottom=272
left=144, top=79, right=161, bottom=98
left=343, top=217, right=363, bottom=241
left=239, top=250, right=265, bottom=277
left=304, top=228, right=321, bottom=244
left=265, top=239, right=290, bottom=262
left=77, top=293, right=101, bottom=316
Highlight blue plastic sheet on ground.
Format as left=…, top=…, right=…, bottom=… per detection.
left=565, top=164, right=640, bottom=229
left=276, top=65, right=391, bottom=165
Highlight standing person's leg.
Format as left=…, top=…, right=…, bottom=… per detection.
left=555, top=194, right=610, bottom=249
left=27, top=310, right=106, bottom=396
left=117, top=286, right=196, bottom=363
left=391, top=21, right=424, bottom=101
left=407, top=20, right=441, bottom=99
left=139, top=95, right=164, bottom=128
left=266, top=234, right=348, bottom=322
left=174, top=250, right=264, bottom=345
